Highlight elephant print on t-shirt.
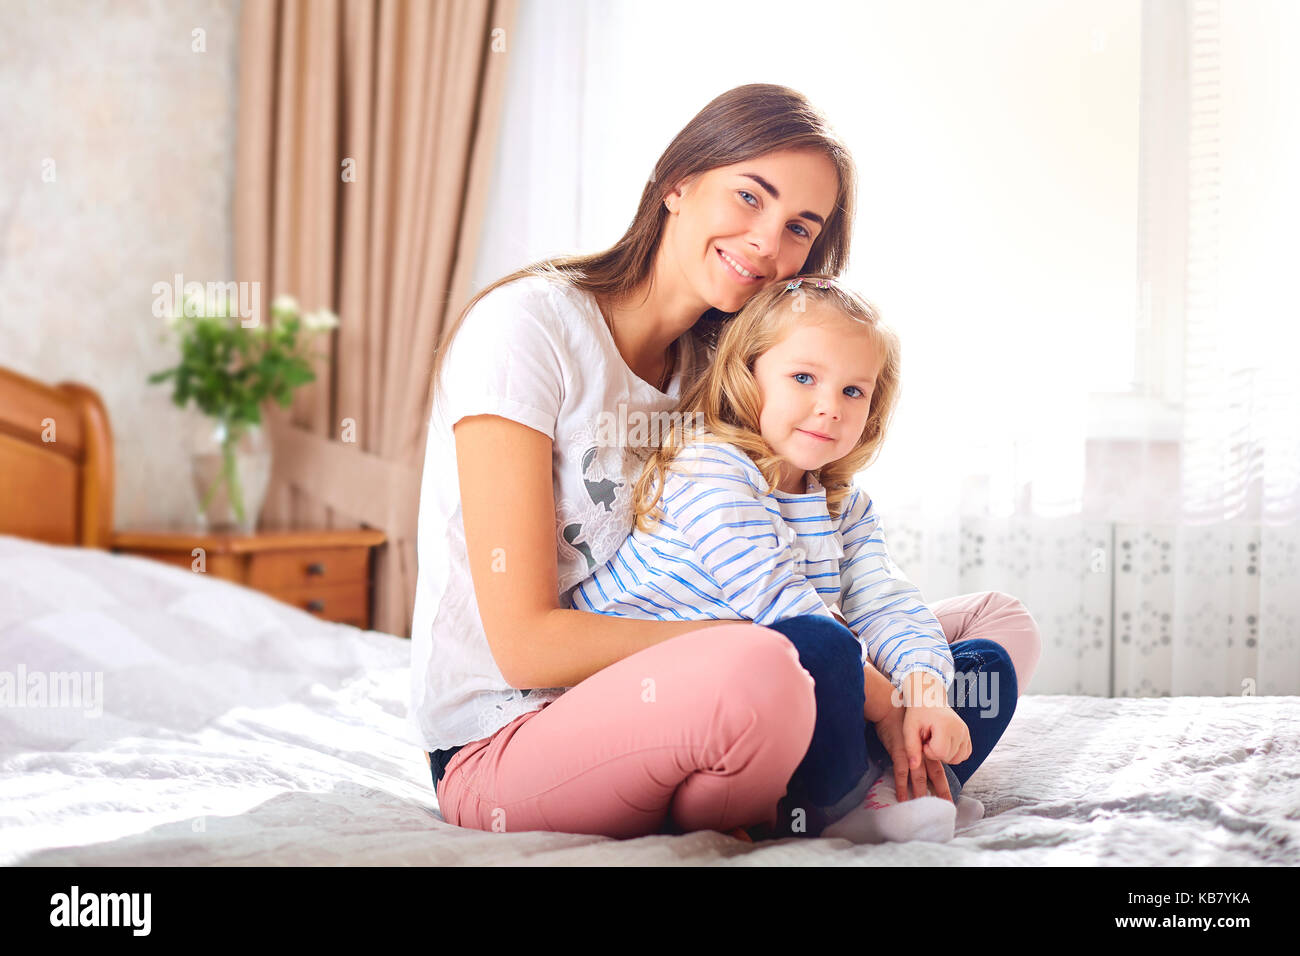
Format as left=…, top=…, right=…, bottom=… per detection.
left=581, top=446, right=621, bottom=513
left=560, top=519, right=597, bottom=570
left=555, top=420, right=645, bottom=586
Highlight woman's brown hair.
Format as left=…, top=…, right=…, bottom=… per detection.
left=629, top=275, right=902, bottom=526
left=429, top=83, right=858, bottom=418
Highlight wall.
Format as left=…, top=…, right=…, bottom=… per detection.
left=0, top=0, right=242, bottom=529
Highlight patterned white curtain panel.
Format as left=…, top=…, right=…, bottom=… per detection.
left=883, top=514, right=1300, bottom=697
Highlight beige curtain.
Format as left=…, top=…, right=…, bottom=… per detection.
left=234, top=0, right=517, bottom=637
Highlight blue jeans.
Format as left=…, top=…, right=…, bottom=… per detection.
left=764, top=614, right=1018, bottom=836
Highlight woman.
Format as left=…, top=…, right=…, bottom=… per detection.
left=411, top=83, right=1042, bottom=840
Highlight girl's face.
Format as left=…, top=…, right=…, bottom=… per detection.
left=662, top=149, right=840, bottom=315
left=752, top=308, right=883, bottom=493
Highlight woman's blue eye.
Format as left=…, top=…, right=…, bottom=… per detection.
left=739, top=191, right=813, bottom=239
left=793, top=372, right=813, bottom=385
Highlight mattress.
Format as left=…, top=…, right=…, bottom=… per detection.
left=1, top=533, right=1297, bottom=866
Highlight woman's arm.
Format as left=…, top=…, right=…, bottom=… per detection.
left=455, top=414, right=735, bottom=690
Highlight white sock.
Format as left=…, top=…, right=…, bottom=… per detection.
left=821, top=769, right=956, bottom=844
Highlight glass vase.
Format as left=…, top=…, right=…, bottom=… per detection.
left=190, top=416, right=272, bottom=533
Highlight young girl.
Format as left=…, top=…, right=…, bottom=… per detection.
left=569, top=275, right=1001, bottom=842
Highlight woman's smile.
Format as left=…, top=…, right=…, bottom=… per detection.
left=715, top=245, right=765, bottom=284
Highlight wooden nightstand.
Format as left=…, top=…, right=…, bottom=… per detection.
left=112, top=527, right=387, bottom=630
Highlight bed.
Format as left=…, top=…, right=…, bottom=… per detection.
left=2, top=366, right=1298, bottom=866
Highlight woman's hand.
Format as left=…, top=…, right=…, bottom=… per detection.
left=872, top=705, right=955, bottom=802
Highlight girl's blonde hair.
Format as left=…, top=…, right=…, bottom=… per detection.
left=429, top=83, right=857, bottom=419
left=631, top=275, right=901, bottom=528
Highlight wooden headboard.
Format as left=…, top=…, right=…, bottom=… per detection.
left=0, top=366, right=114, bottom=548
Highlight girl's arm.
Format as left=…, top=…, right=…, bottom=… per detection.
left=836, top=487, right=954, bottom=691
left=455, top=414, right=735, bottom=690
left=834, top=609, right=897, bottom=721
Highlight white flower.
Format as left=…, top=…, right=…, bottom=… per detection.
left=302, top=308, right=340, bottom=332
left=271, top=294, right=300, bottom=319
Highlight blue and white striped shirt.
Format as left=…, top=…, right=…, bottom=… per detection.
left=569, top=437, right=955, bottom=689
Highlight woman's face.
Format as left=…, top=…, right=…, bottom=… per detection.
left=662, top=149, right=840, bottom=315
left=752, top=307, right=882, bottom=493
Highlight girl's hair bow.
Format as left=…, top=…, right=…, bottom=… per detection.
left=785, top=277, right=832, bottom=292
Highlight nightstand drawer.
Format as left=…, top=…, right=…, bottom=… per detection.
left=114, top=527, right=385, bottom=631
left=246, top=548, right=370, bottom=592
left=267, top=584, right=370, bottom=628
left=123, top=548, right=247, bottom=579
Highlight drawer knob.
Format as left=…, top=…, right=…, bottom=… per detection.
left=306, top=562, right=326, bottom=576
left=307, top=599, right=326, bottom=613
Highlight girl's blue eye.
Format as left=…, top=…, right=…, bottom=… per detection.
left=739, top=191, right=813, bottom=240
left=793, top=372, right=866, bottom=398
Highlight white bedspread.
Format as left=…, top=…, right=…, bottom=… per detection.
left=2, top=534, right=1297, bottom=866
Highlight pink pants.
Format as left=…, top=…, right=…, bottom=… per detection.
left=436, top=590, right=1041, bottom=838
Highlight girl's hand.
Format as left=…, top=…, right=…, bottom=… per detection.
left=902, top=701, right=972, bottom=779
left=871, top=705, right=955, bottom=803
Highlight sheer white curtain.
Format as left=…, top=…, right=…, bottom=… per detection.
left=473, top=0, right=1300, bottom=696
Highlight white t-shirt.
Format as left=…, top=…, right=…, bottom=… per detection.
left=409, top=272, right=713, bottom=752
